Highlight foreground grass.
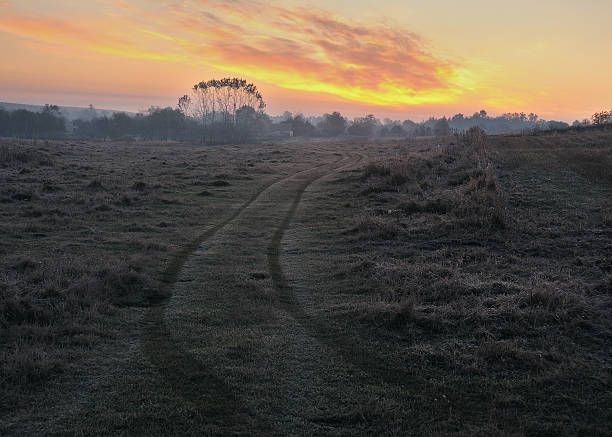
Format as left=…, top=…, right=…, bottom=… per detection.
left=0, top=139, right=312, bottom=410
left=1, top=131, right=610, bottom=435
left=285, top=129, right=611, bottom=435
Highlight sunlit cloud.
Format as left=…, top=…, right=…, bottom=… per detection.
left=0, top=0, right=472, bottom=108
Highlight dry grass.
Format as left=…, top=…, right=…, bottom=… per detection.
left=281, top=130, right=612, bottom=435
left=358, top=129, right=508, bottom=237
left=0, top=138, right=314, bottom=409
left=2, top=133, right=610, bottom=435
left=0, top=142, right=54, bottom=167
left=355, top=214, right=399, bottom=239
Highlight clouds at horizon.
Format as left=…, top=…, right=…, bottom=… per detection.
left=1, top=0, right=610, bottom=120
left=0, top=0, right=472, bottom=109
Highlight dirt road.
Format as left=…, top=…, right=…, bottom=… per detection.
left=137, top=150, right=378, bottom=435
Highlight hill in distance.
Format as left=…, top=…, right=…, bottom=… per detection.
left=0, top=102, right=136, bottom=122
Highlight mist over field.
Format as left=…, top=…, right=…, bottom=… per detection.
left=1, top=1, right=611, bottom=435
left=0, top=97, right=602, bottom=144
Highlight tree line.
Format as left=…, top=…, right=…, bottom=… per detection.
left=0, top=105, right=65, bottom=138
left=1, top=78, right=609, bottom=141
left=278, top=110, right=575, bottom=138
left=74, top=107, right=190, bottom=141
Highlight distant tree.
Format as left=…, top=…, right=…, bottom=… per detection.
left=401, top=119, right=416, bottom=135
left=235, top=106, right=270, bottom=142
left=108, top=112, right=134, bottom=139
left=36, top=105, right=65, bottom=137
left=73, top=107, right=191, bottom=141
left=473, top=109, right=488, bottom=119
left=546, top=120, right=569, bottom=130
left=592, top=110, right=611, bottom=125
left=390, top=124, right=405, bottom=136
left=413, top=124, right=432, bottom=136
left=0, top=109, right=10, bottom=136
left=178, top=78, right=265, bottom=144
left=76, top=104, right=98, bottom=122
left=146, top=107, right=186, bottom=140
left=382, top=118, right=401, bottom=127
left=434, top=118, right=450, bottom=136
left=318, top=111, right=347, bottom=136
left=43, top=104, right=60, bottom=114
left=236, top=106, right=257, bottom=140
left=4, top=105, right=65, bottom=138
left=290, top=114, right=317, bottom=136
left=348, top=114, right=377, bottom=136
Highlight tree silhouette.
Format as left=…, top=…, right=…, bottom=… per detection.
left=318, top=112, right=347, bottom=137
left=592, top=110, right=611, bottom=125
left=178, top=78, right=266, bottom=144
left=0, top=106, right=65, bottom=138
left=289, top=114, right=317, bottom=137
left=434, top=118, right=450, bottom=136
left=348, top=115, right=377, bottom=136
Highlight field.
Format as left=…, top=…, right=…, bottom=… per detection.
left=1, top=129, right=611, bottom=435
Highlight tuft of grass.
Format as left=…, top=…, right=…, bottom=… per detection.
left=86, top=179, right=106, bottom=191
left=131, top=181, right=147, bottom=191
left=356, top=215, right=399, bottom=240
left=363, top=163, right=390, bottom=179
left=359, top=128, right=508, bottom=232
left=1, top=347, right=64, bottom=387
left=0, top=144, right=53, bottom=167
left=355, top=297, right=417, bottom=330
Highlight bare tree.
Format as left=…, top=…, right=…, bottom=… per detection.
left=178, top=78, right=265, bottom=144
left=592, top=110, right=611, bottom=125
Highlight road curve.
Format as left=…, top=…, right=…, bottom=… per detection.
left=141, top=149, right=358, bottom=432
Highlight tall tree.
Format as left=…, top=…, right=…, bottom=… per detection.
left=348, top=114, right=377, bottom=136
left=290, top=114, right=317, bottom=137
left=318, top=112, right=347, bottom=137
left=178, top=78, right=265, bottom=144
left=434, top=118, right=450, bottom=136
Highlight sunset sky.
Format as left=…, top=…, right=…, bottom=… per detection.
left=1, top=0, right=610, bottom=121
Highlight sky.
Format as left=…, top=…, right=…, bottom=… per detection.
left=0, top=0, right=610, bottom=121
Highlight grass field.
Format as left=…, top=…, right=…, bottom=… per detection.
left=0, top=140, right=321, bottom=408
left=1, top=129, right=611, bottom=435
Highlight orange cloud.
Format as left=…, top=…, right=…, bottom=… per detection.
left=0, top=0, right=473, bottom=108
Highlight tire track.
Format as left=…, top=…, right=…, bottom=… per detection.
left=266, top=152, right=365, bottom=312
left=141, top=150, right=349, bottom=429
left=267, top=151, right=426, bottom=387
